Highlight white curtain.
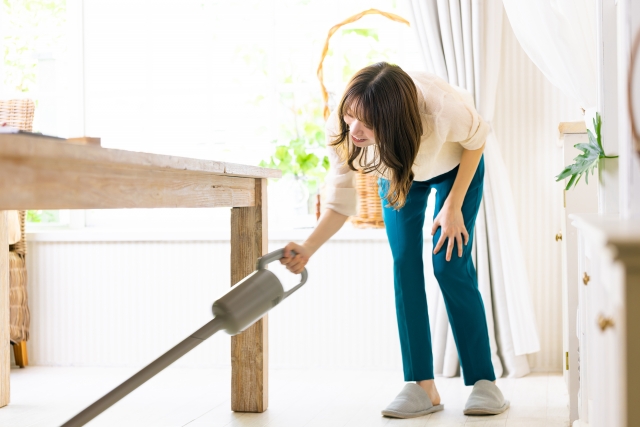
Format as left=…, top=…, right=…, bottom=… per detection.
left=501, top=0, right=596, bottom=110
left=408, top=0, right=540, bottom=379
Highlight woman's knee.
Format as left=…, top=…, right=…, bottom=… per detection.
left=432, top=250, right=467, bottom=282
left=432, top=255, right=448, bottom=283
left=391, top=246, right=424, bottom=268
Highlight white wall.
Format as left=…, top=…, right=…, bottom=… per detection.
left=493, top=12, right=583, bottom=371
left=25, top=231, right=433, bottom=370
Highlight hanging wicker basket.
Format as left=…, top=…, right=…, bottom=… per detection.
left=317, top=9, right=409, bottom=229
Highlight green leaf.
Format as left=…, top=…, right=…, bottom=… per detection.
left=595, top=112, right=603, bottom=150
left=26, top=210, right=41, bottom=223
left=574, top=173, right=582, bottom=187
left=296, top=153, right=319, bottom=173
left=342, top=28, right=380, bottom=42
left=574, top=142, right=601, bottom=156
left=274, top=146, right=292, bottom=163
left=556, top=166, right=574, bottom=181
left=322, top=155, right=330, bottom=171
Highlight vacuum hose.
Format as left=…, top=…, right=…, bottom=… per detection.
left=61, top=249, right=307, bottom=427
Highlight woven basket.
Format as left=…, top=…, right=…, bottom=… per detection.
left=317, top=9, right=408, bottom=228
left=350, top=171, right=385, bottom=228
left=1, top=99, right=34, bottom=344
left=0, top=99, right=35, bottom=133
left=9, top=252, right=29, bottom=342
left=9, top=210, right=27, bottom=257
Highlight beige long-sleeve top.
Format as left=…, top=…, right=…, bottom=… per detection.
left=323, top=71, right=490, bottom=217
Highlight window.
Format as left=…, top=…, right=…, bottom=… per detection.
left=82, top=0, right=422, bottom=161
left=5, top=0, right=426, bottom=230
left=1, top=0, right=72, bottom=227
left=82, top=0, right=424, bottom=229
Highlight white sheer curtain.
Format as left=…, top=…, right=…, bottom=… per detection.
left=408, top=0, right=540, bottom=379
left=501, top=0, right=596, bottom=110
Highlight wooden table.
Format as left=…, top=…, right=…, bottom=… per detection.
left=0, top=133, right=281, bottom=412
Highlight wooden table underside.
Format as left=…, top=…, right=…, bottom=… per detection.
left=0, top=134, right=281, bottom=412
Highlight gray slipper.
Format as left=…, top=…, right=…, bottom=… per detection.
left=464, top=379, right=510, bottom=415
left=381, top=383, right=444, bottom=418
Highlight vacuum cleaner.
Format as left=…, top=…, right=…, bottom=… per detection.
left=61, top=248, right=308, bottom=427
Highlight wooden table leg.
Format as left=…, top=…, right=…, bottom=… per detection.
left=230, top=178, right=268, bottom=412
left=0, top=212, right=10, bottom=407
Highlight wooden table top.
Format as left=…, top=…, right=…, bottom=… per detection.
left=0, top=133, right=281, bottom=210
left=0, top=133, right=281, bottom=179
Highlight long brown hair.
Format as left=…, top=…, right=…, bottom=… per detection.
left=329, top=62, right=422, bottom=210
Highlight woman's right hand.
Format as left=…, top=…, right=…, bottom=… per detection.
left=280, top=242, right=312, bottom=274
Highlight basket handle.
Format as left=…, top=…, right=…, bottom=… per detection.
left=316, top=9, right=410, bottom=120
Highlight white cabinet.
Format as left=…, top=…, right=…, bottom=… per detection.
left=559, top=123, right=598, bottom=424
left=571, top=214, right=640, bottom=427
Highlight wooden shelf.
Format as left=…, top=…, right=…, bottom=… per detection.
left=558, top=121, right=587, bottom=135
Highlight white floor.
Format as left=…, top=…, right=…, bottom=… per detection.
left=0, top=367, right=569, bottom=427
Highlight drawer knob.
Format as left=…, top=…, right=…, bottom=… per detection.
left=597, top=314, right=615, bottom=332
left=555, top=232, right=563, bottom=242
left=583, top=272, right=590, bottom=286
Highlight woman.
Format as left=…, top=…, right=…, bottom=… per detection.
left=280, top=62, right=509, bottom=418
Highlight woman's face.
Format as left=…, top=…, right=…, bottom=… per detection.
left=343, top=113, right=376, bottom=147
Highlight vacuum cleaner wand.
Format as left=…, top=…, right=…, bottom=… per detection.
left=61, top=248, right=307, bottom=427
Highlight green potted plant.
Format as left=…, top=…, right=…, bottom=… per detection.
left=260, top=105, right=330, bottom=215
left=556, top=112, right=618, bottom=190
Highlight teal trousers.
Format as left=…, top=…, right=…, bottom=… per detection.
left=378, top=156, right=495, bottom=386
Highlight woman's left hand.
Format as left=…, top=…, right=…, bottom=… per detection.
left=431, top=202, right=469, bottom=262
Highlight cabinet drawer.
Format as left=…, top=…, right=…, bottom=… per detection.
left=587, top=242, right=625, bottom=427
